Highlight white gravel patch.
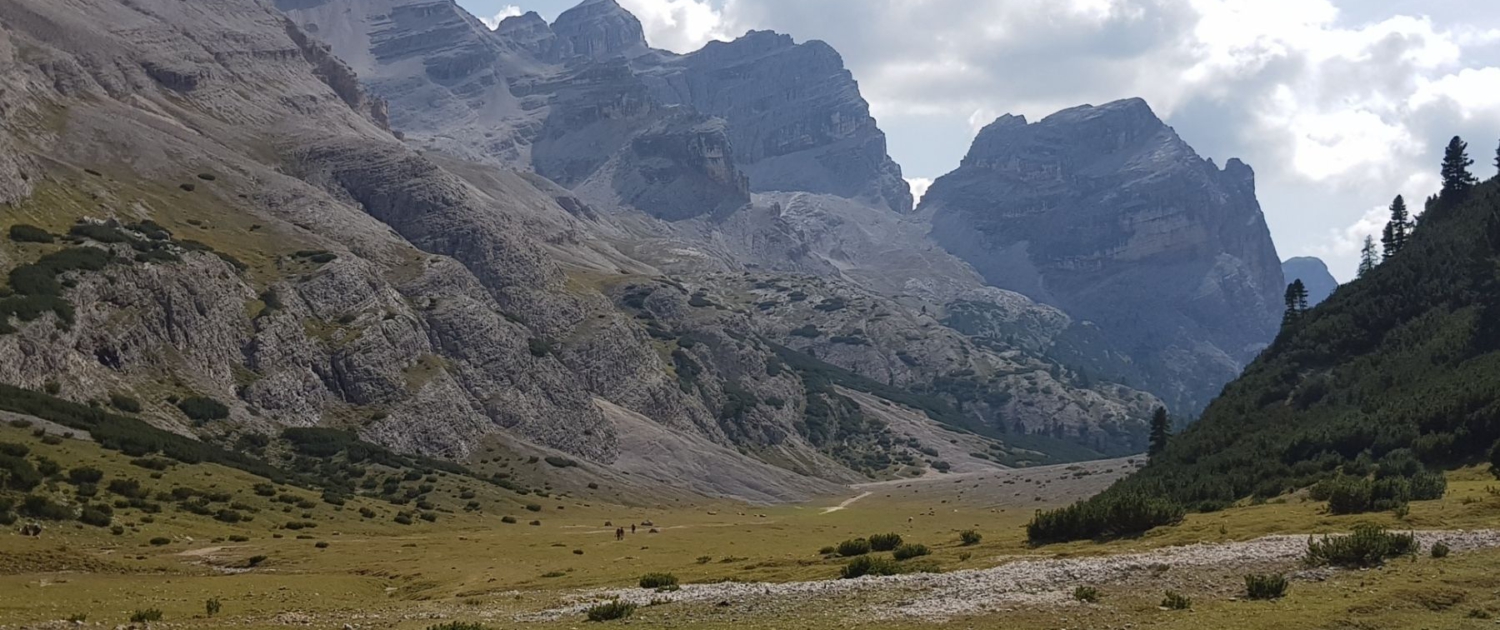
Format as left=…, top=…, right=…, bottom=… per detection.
left=523, top=529, right=1500, bottom=623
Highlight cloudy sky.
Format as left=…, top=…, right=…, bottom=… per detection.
left=459, top=0, right=1500, bottom=280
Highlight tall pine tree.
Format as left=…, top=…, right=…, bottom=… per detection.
left=1148, top=407, right=1170, bottom=458
left=1358, top=235, right=1378, bottom=277
left=1282, top=280, right=1309, bottom=327
left=1381, top=195, right=1411, bottom=259
left=1440, top=136, right=1476, bottom=204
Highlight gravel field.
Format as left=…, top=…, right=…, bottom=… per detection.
left=529, top=529, right=1500, bottom=623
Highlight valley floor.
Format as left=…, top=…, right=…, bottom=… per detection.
left=3, top=444, right=1500, bottom=629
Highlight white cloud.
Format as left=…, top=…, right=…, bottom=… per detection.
left=618, top=0, right=731, bottom=52
left=479, top=5, right=523, bottom=30
left=907, top=177, right=934, bottom=205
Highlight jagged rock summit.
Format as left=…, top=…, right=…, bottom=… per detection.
left=1282, top=257, right=1337, bottom=306
left=922, top=98, right=1285, bottom=413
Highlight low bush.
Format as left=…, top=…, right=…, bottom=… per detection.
left=585, top=600, right=636, bottom=622
left=1026, top=491, right=1183, bottom=544
left=68, top=467, right=104, bottom=485
left=892, top=543, right=931, bottom=561
left=501, top=516, right=518, bottom=524
left=525, top=503, right=543, bottom=512
left=959, top=529, right=983, bottom=546
left=130, top=609, right=163, bottom=623
left=1244, top=574, right=1289, bottom=600
left=8, top=224, right=54, bottom=243
left=78, top=507, right=112, bottom=527
left=840, top=555, right=901, bottom=579
left=21, top=495, right=74, bottom=520
left=176, top=396, right=229, bottom=422
left=868, top=533, right=902, bottom=552
left=638, top=573, right=678, bottom=589
left=108, top=393, right=142, bottom=413
left=1161, top=591, right=1192, bottom=610
left=1431, top=541, right=1451, bottom=559
left=205, top=598, right=222, bottom=618
left=1305, top=525, right=1417, bottom=568
left=836, top=538, right=872, bottom=557
left=149, top=537, right=171, bottom=546
left=1073, top=586, right=1100, bottom=603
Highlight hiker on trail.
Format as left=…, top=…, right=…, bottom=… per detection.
left=631, top=524, right=636, bottom=534
left=615, top=527, right=625, bottom=541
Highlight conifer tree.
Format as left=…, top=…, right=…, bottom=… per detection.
left=1440, top=136, right=1476, bottom=204
left=1282, top=280, right=1308, bottom=327
left=1381, top=195, right=1411, bottom=259
left=1358, top=235, right=1378, bottom=277
left=1148, top=407, right=1170, bottom=458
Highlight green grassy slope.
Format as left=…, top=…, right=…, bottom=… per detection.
left=1028, top=173, right=1500, bottom=542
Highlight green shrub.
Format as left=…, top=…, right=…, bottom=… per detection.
left=1305, top=525, right=1418, bottom=568
left=107, top=478, right=145, bottom=498
left=586, top=600, right=636, bottom=622
left=528, top=338, right=554, bottom=357
left=1026, top=491, right=1183, bottom=544
left=21, top=495, right=73, bottom=520
left=501, top=515, right=518, bottom=524
left=176, top=396, right=229, bottom=422
left=205, top=598, right=222, bottom=617
left=129, top=609, right=163, bottom=623
left=1431, top=541, right=1452, bottom=559
left=840, top=555, right=901, bottom=579
left=959, top=529, right=983, bottom=546
left=525, top=503, right=543, bottom=512
left=1073, top=586, right=1100, bottom=603
left=149, top=537, right=171, bottom=546
left=1244, top=574, right=1289, bottom=600
left=78, top=507, right=112, bottom=527
left=638, top=573, right=678, bottom=589
left=108, top=393, right=142, bottom=413
left=817, top=545, right=836, bottom=555
left=68, top=467, right=104, bottom=485
left=1161, top=591, right=1192, bottom=610
left=892, top=543, right=931, bottom=561
left=544, top=456, right=578, bottom=468
left=8, top=224, right=53, bottom=243
left=868, top=533, right=903, bottom=551
left=836, top=538, right=872, bottom=557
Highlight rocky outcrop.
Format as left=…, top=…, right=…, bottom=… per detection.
left=1282, top=257, right=1336, bottom=306
left=923, top=99, right=1285, bottom=413
left=578, top=113, right=750, bottom=221
left=548, top=0, right=649, bottom=62
left=643, top=31, right=913, bottom=213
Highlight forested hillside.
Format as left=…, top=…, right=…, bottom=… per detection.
left=1029, top=139, right=1500, bottom=543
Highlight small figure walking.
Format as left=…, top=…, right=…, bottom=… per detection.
left=615, top=527, right=625, bottom=541
left=631, top=524, right=637, bottom=534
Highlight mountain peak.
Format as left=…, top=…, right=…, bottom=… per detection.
left=551, top=0, right=649, bottom=60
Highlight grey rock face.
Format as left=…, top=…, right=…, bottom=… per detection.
left=549, top=0, right=649, bottom=62
left=923, top=99, right=1284, bottom=413
left=579, top=113, right=750, bottom=221
left=1282, top=257, right=1336, bottom=306
left=644, top=31, right=912, bottom=213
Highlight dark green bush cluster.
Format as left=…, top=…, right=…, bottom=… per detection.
left=892, top=543, right=930, bottom=561
left=176, top=396, right=229, bottom=422
left=638, top=573, right=678, bottom=589
left=1073, top=586, right=1100, bottom=603
left=7, top=224, right=54, bottom=243
left=1, top=247, right=112, bottom=331
left=1244, top=574, right=1289, bottom=600
left=1304, top=525, right=1417, bottom=568
left=868, top=533, right=902, bottom=552
left=1431, top=541, right=1451, bottom=558
left=1161, top=591, right=1191, bottom=610
left=585, top=600, right=636, bottom=622
left=959, top=529, right=982, bottom=546
left=840, top=555, right=901, bottom=579
left=129, top=609, right=163, bottom=623
left=1026, top=490, right=1183, bottom=544
left=836, top=538, right=871, bottom=557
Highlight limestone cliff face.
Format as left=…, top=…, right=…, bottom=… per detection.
left=642, top=31, right=913, bottom=214
left=548, top=0, right=649, bottom=62
left=578, top=113, right=751, bottom=221
left=923, top=99, right=1285, bottom=413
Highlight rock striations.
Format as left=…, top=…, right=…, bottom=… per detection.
left=922, top=99, right=1285, bottom=413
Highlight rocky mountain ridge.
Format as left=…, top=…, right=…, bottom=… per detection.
left=922, top=99, right=1285, bottom=413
